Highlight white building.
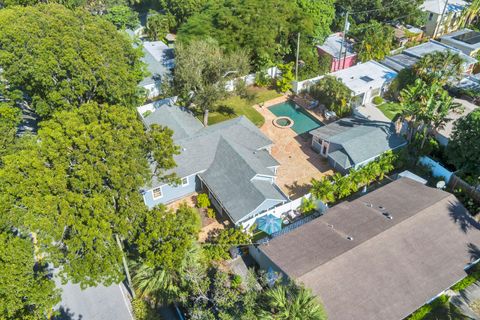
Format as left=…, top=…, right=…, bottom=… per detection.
left=441, top=29, right=480, bottom=57
left=330, top=61, right=397, bottom=107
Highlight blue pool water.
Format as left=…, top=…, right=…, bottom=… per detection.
left=268, top=101, right=324, bottom=134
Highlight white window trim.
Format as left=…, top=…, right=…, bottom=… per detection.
left=152, top=187, right=163, bottom=199
left=181, top=177, right=189, bottom=187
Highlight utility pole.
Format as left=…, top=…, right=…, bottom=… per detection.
left=434, top=0, right=449, bottom=38
left=116, top=234, right=135, bottom=298
left=338, top=11, right=349, bottom=71
left=295, top=32, right=300, bottom=81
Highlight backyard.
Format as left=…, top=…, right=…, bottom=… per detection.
left=204, top=86, right=282, bottom=126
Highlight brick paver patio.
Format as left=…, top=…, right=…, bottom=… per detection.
left=255, top=96, right=333, bottom=199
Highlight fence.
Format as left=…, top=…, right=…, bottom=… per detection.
left=291, top=75, right=325, bottom=94
left=241, top=193, right=327, bottom=230
left=449, top=174, right=480, bottom=203
left=418, top=156, right=454, bottom=183
left=225, top=66, right=280, bottom=92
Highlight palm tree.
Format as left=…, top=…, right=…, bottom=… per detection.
left=460, top=0, right=480, bottom=27
left=310, top=177, right=335, bottom=204
left=332, top=172, right=356, bottom=199
left=377, top=152, right=396, bottom=180
left=260, top=282, right=327, bottom=320
left=413, top=51, right=465, bottom=86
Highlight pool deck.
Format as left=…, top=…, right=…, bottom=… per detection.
left=255, top=96, right=333, bottom=199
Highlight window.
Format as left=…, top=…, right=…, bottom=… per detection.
left=428, top=13, right=433, bottom=21
left=181, top=177, right=189, bottom=186
left=152, top=187, right=163, bottom=199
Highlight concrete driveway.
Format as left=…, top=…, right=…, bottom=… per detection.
left=354, top=103, right=391, bottom=122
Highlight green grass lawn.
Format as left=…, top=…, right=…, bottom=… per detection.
left=204, top=87, right=282, bottom=127
left=377, top=102, right=405, bottom=121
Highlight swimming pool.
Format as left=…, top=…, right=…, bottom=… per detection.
left=268, top=100, right=324, bottom=134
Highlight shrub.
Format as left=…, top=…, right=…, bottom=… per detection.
left=275, top=63, right=294, bottom=93
left=197, top=193, right=210, bottom=208
left=451, top=265, right=480, bottom=292
left=207, top=208, right=216, bottom=219
left=300, top=197, right=316, bottom=215
left=309, top=75, right=352, bottom=117
left=131, top=298, right=162, bottom=320
left=372, top=96, right=384, bottom=105
left=231, top=274, right=242, bottom=289
left=407, top=295, right=449, bottom=320
left=204, top=228, right=251, bottom=261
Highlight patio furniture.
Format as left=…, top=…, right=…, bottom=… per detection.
left=256, top=214, right=282, bottom=235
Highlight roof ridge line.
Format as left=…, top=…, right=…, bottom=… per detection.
left=294, top=183, right=452, bottom=280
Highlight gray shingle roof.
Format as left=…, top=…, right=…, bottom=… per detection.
left=199, top=137, right=286, bottom=223
left=259, top=178, right=480, bottom=320
left=310, top=118, right=406, bottom=170
left=139, top=41, right=173, bottom=87
left=142, top=101, right=203, bottom=141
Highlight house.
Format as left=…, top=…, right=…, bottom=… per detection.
left=435, top=98, right=478, bottom=146
left=393, top=25, right=423, bottom=47
left=441, top=28, right=480, bottom=57
left=138, top=100, right=288, bottom=227
left=309, top=117, right=406, bottom=174
left=329, top=61, right=397, bottom=107
left=422, top=0, right=468, bottom=37
left=381, top=40, right=477, bottom=74
left=140, top=41, right=175, bottom=99
left=250, top=178, right=480, bottom=320
left=316, top=33, right=357, bottom=72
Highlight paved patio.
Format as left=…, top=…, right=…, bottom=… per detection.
left=255, top=96, right=333, bottom=199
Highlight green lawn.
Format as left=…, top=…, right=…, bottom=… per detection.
left=204, top=87, right=282, bottom=127
left=377, top=102, right=405, bottom=121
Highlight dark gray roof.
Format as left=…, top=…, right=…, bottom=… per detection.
left=404, top=40, right=477, bottom=65
left=381, top=53, right=420, bottom=72
left=199, top=137, right=285, bottom=223
left=142, top=101, right=203, bottom=140
left=259, top=178, right=480, bottom=320
left=310, top=118, right=406, bottom=169
left=139, top=41, right=173, bottom=87
left=170, top=116, right=274, bottom=178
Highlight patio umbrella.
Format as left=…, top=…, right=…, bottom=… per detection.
left=256, top=214, right=282, bottom=235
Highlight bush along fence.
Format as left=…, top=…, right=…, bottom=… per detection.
left=310, top=151, right=397, bottom=205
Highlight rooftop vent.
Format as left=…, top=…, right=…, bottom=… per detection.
left=382, top=212, right=393, bottom=220
left=327, top=224, right=334, bottom=228
left=346, top=236, right=354, bottom=241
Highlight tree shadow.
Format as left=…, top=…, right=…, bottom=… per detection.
left=449, top=200, right=480, bottom=233
left=468, top=243, right=480, bottom=262
left=283, top=181, right=311, bottom=200
left=217, top=105, right=235, bottom=116
left=53, top=307, right=82, bottom=320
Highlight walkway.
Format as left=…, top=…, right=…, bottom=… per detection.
left=451, top=281, right=480, bottom=319
left=354, top=103, right=391, bottom=122
left=255, top=96, right=333, bottom=199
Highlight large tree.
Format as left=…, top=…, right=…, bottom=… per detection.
left=0, top=232, right=60, bottom=320
left=0, top=103, right=178, bottom=287
left=174, top=39, right=249, bottom=126
left=309, top=75, right=352, bottom=117
left=0, top=4, right=145, bottom=118
left=447, top=109, right=480, bottom=177
left=158, top=0, right=208, bottom=26
left=178, top=0, right=334, bottom=68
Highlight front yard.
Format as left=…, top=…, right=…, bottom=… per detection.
left=205, top=86, right=282, bottom=127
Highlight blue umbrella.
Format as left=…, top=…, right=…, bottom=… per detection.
left=256, top=214, right=282, bottom=235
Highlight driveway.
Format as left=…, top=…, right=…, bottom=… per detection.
left=254, top=97, right=333, bottom=199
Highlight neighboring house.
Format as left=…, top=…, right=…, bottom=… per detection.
left=441, top=28, right=480, bottom=57
left=422, top=0, right=468, bottom=37
left=140, top=41, right=175, bottom=99
left=309, top=117, right=406, bottom=174
left=250, top=178, right=480, bottom=320
left=329, top=61, right=397, bottom=107
left=393, top=25, right=424, bottom=47
left=138, top=100, right=288, bottom=227
left=435, top=98, right=478, bottom=146
left=381, top=40, right=477, bottom=74
left=316, top=33, right=357, bottom=72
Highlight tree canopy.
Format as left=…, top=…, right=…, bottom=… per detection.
left=104, top=5, right=139, bottom=29
left=413, top=51, right=465, bottom=86
left=351, top=20, right=394, bottom=62
left=0, top=232, right=60, bottom=320
left=0, top=103, right=178, bottom=287
left=0, top=4, right=145, bottom=118
left=447, top=109, right=480, bottom=178
left=177, top=0, right=334, bottom=68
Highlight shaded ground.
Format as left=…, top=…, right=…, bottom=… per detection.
left=205, top=87, right=282, bottom=126
left=254, top=96, right=333, bottom=199
left=451, top=281, right=480, bottom=319
left=376, top=102, right=404, bottom=121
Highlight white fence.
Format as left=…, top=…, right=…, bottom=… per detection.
left=225, top=66, right=280, bottom=92
left=241, top=193, right=327, bottom=231
left=292, top=75, right=325, bottom=94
